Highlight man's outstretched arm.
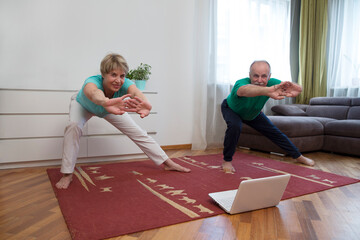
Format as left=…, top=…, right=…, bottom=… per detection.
left=237, top=81, right=302, bottom=100
left=237, top=84, right=286, bottom=100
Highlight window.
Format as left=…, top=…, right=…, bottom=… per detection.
left=216, top=0, right=291, bottom=84
left=327, top=0, right=360, bottom=96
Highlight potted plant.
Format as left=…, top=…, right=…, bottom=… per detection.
left=126, top=63, right=152, bottom=90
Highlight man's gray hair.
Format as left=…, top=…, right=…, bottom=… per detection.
left=249, top=60, right=271, bottom=74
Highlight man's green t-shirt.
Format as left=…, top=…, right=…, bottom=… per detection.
left=226, top=77, right=281, bottom=120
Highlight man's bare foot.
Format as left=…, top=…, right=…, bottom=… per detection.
left=163, top=159, right=191, bottom=172
left=55, top=174, right=73, bottom=189
left=296, top=155, right=315, bottom=166
left=222, top=161, right=235, bottom=173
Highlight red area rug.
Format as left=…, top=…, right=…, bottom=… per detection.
left=47, top=152, right=359, bottom=240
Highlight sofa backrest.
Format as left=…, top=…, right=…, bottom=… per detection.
left=306, top=97, right=360, bottom=120
left=309, top=97, right=352, bottom=106
left=271, top=97, right=360, bottom=119
left=306, top=97, right=351, bottom=120
left=348, top=98, right=360, bottom=120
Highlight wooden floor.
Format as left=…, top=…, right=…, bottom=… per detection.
left=1, top=148, right=360, bottom=240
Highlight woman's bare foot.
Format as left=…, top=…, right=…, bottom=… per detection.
left=163, top=159, right=191, bottom=172
left=222, top=161, right=235, bottom=173
left=296, top=155, right=315, bottom=166
left=55, top=174, right=73, bottom=189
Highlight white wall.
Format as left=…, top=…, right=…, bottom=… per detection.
left=0, top=0, right=195, bottom=146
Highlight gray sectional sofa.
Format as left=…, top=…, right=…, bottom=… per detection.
left=238, top=97, right=360, bottom=157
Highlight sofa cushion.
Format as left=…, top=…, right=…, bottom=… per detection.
left=325, top=120, right=360, bottom=138
left=306, top=97, right=352, bottom=119
left=323, top=135, right=360, bottom=156
left=271, top=105, right=308, bottom=116
left=348, top=106, right=360, bottom=120
left=351, top=98, right=360, bottom=106
left=305, top=105, right=349, bottom=119
left=308, top=117, right=337, bottom=126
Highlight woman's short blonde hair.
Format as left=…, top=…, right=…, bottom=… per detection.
left=100, top=53, right=129, bottom=75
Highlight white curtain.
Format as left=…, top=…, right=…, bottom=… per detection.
left=192, top=0, right=219, bottom=150
left=327, top=0, right=360, bottom=97
left=192, top=0, right=292, bottom=150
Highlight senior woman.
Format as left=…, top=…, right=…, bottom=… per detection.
left=56, top=53, right=190, bottom=189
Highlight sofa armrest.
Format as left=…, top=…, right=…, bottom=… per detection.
left=271, top=104, right=308, bottom=116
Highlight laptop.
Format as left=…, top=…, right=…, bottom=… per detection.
left=208, top=174, right=291, bottom=214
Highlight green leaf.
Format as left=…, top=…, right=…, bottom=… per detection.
left=126, top=63, right=152, bottom=80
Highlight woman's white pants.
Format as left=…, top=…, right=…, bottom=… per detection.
left=60, top=94, right=168, bottom=174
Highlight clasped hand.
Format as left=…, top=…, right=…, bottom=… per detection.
left=102, top=94, right=152, bottom=118
left=270, top=81, right=302, bottom=100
